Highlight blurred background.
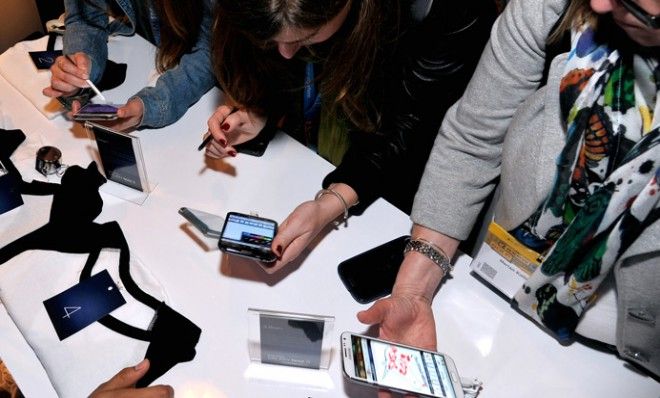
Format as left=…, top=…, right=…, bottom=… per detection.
left=0, top=0, right=64, bottom=53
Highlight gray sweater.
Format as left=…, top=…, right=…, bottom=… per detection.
left=412, top=0, right=660, bottom=377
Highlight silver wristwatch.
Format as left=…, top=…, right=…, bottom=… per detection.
left=404, top=238, right=453, bottom=275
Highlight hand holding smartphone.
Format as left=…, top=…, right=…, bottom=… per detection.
left=218, top=212, right=278, bottom=263
left=341, top=332, right=464, bottom=398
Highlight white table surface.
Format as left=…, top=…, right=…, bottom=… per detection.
left=0, top=35, right=658, bottom=398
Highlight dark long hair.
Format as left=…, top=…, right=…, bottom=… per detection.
left=151, top=0, right=203, bottom=72
left=212, top=0, right=403, bottom=132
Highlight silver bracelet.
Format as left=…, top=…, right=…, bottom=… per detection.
left=403, top=238, right=453, bottom=275
left=315, top=188, right=349, bottom=228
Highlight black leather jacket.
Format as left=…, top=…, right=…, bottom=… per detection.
left=323, top=0, right=496, bottom=214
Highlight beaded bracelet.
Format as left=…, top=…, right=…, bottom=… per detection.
left=315, top=187, right=350, bottom=228
left=404, top=237, right=453, bottom=275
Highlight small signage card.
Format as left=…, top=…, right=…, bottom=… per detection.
left=85, top=122, right=148, bottom=192
left=260, top=314, right=325, bottom=369
left=0, top=160, right=23, bottom=214
left=43, top=270, right=126, bottom=340
left=248, top=308, right=334, bottom=370
left=28, top=50, right=62, bottom=70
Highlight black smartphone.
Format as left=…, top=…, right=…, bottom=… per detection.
left=234, top=121, right=276, bottom=157
left=218, top=212, right=278, bottom=263
left=235, top=137, right=269, bottom=157
left=337, top=235, right=410, bottom=304
left=73, top=103, right=120, bottom=121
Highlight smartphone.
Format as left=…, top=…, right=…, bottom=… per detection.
left=235, top=137, right=269, bottom=157
left=178, top=207, right=224, bottom=238
left=73, top=103, right=120, bottom=121
left=218, top=212, right=278, bottom=263
left=337, top=235, right=409, bottom=304
left=341, top=332, right=464, bottom=398
left=234, top=121, right=276, bottom=157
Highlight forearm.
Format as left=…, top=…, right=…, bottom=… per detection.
left=393, top=224, right=459, bottom=303
left=63, top=0, right=109, bottom=83
left=411, top=0, right=561, bottom=240
left=136, top=1, right=215, bottom=128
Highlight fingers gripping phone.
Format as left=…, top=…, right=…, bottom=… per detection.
left=218, top=212, right=278, bottom=263
left=338, top=235, right=410, bottom=304
left=341, top=332, right=464, bottom=398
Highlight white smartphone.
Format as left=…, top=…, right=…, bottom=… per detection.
left=178, top=207, right=224, bottom=238
left=341, top=332, right=464, bottom=398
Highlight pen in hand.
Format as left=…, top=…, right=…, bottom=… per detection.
left=64, top=54, right=107, bottom=104
left=197, top=107, right=238, bottom=151
left=197, top=131, right=214, bottom=151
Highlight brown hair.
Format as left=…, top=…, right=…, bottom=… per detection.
left=212, top=0, right=403, bottom=132
left=548, top=0, right=597, bottom=44
left=152, top=0, right=203, bottom=73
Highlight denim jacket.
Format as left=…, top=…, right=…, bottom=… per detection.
left=62, top=0, right=215, bottom=128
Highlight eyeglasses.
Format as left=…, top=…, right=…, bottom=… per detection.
left=619, top=0, right=660, bottom=29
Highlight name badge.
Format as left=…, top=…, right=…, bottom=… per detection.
left=470, top=222, right=542, bottom=298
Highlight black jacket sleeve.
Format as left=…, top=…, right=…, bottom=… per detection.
left=323, top=0, right=497, bottom=214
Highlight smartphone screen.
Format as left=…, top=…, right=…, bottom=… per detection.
left=219, top=212, right=277, bottom=262
left=343, top=333, right=459, bottom=398
left=73, top=103, right=119, bottom=121
left=337, top=236, right=409, bottom=304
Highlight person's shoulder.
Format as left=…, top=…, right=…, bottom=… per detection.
left=508, top=0, right=568, bottom=26
left=493, top=0, right=568, bottom=45
left=410, top=0, right=433, bottom=23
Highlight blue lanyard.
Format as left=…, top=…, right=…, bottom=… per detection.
left=303, top=62, right=322, bottom=122
left=303, top=62, right=322, bottom=150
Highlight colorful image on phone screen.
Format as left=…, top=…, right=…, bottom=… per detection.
left=349, top=335, right=457, bottom=398
left=221, top=213, right=275, bottom=250
left=73, top=103, right=120, bottom=121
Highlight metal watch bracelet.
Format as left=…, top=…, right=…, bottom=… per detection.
left=403, top=238, right=453, bottom=275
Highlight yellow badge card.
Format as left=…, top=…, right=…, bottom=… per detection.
left=470, top=222, right=542, bottom=298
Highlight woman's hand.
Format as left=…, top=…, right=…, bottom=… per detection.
left=265, top=200, right=331, bottom=273
left=358, top=291, right=437, bottom=351
left=43, top=52, right=91, bottom=98
left=204, top=105, right=266, bottom=158
left=89, top=359, right=174, bottom=398
left=356, top=263, right=439, bottom=398
left=356, top=225, right=460, bottom=397
left=357, top=228, right=458, bottom=347
left=265, top=184, right=359, bottom=274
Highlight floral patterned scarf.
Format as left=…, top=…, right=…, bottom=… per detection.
left=512, top=24, right=660, bottom=341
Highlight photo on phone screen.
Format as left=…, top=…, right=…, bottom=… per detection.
left=337, top=235, right=409, bottom=304
left=218, top=212, right=277, bottom=262
left=341, top=332, right=463, bottom=398
left=73, top=103, right=120, bottom=121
